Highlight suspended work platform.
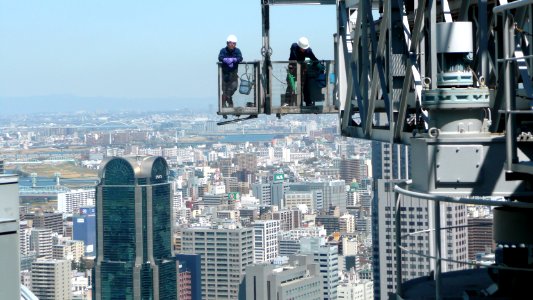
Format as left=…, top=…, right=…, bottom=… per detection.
left=217, top=60, right=338, bottom=119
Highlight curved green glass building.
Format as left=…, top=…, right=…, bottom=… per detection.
left=93, top=156, right=177, bottom=300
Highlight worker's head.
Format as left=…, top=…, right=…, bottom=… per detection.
left=227, top=34, right=238, bottom=49
left=297, top=36, right=310, bottom=50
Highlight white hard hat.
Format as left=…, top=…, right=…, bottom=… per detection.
left=297, top=36, right=310, bottom=49
left=227, top=34, right=238, bottom=43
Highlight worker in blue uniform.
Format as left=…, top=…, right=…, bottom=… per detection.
left=285, top=36, right=319, bottom=106
left=218, top=34, right=243, bottom=108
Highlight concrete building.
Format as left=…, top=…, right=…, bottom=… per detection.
left=253, top=220, right=280, bottom=263
left=300, top=237, right=340, bottom=300
left=252, top=177, right=287, bottom=208
left=31, top=259, right=71, bottom=300
left=273, top=208, right=302, bottom=231
left=467, top=217, right=494, bottom=260
left=181, top=225, right=254, bottom=299
left=53, top=240, right=84, bottom=262
left=20, top=221, right=30, bottom=256
left=315, top=215, right=340, bottom=235
left=371, top=141, right=409, bottom=300
left=284, top=190, right=315, bottom=211
left=30, top=228, right=53, bottom=259
left=57, top=189, right=95, bottom=214
left=374, top=179, right=468, bottom=299
left=217, top=210, right=240, bottom=223
left=337, top=280, right=373, bottom=300
left=203, top=193, right=225, bottom=206
left=288, top=182, right=339, bottom=211
left=339, top=213, right=356, bottom=233
left=234, top=152, right=257, bottom=174
left=244, top=255, right=323, bottom=300
left=0, top=174, right=21, bottom=300
left=26, top=212, right=63, bottom=235
left=339, top=157, right=368, bottom=184
left=93, top=156, right=178, bottom=299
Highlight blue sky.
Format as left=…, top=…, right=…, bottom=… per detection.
left=0, top=1, right=336, bottom=113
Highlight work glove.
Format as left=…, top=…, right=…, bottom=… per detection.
left=223, top=58, right=232, bottom=64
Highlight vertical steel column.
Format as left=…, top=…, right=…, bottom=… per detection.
left=262, top=1, right=271, bottom=115
left=361, top=0, right=370, bottom=127
left=503, top=12, right=518, bottom=170
left=434, top=200, right=442, bottom=300
left=395, top=189, right=403, bottom=298
left=429, top=0, right=437, bottom=88
left=479, top=1, right=489, bottom=80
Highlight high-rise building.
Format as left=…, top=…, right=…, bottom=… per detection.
left=315, top=215, right=340, bottom=235
left=234, top=152, right=257, bottom=174
left=31, top=259, right=71, bottom=300
left=25, top=212, right=63, bottom=235
left=72, top=206, right=96, bottom=256
left=57, top=189, right=95, bottom=214
left=288, top=181, right=345, bottom=212
left=252, top=183, right=272, bottom=206
left=339, top=157, right=368, bottom=184
left=374, top=180, right=468, bottom=299
left=244, top=255, right=323, bottom=300
left=181, top=225, right=254, bottom=299
left=300, top=237, right=340, bottom=300
left=284, top=190, right=316, bottom=211
left=175, top=254, right=202, bottom=300
left=93, top=156, right=177, bottom=300
left=467, top=217, right=494, bottom=260
left=30, top=228, right=53, bottom=259
left=0, top=174, right=21, bottom=300
left=337, top=279, right=373, bottom=300
left=273, top=208, right=302, bottom=231
left=53, top=240, right=84, bottom=262
left=371, top=142, right=409, bottom=300
left=339, top=213, right=356, bottom=233
left=20, top=221, right=30, bottom=256
left=223, top=176, right=239, bottom=193
left=253, top=220, right=280, bottom=263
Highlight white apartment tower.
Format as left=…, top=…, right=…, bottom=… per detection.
left=57, top=189, right=95, bottom=214
left=253, top=220, right=280, bottom=263
left=181, top=225, right=254, bottom=299
left=31, top=259, right=72, bottom=300
left=20, top=220, right=30, bottom=256
left=30, top=228, right=53, bottom=259
left=339, top=213, right=356, bottom=233
left=300, top=237, right=340, bottom=300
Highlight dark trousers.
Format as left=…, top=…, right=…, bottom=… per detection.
left=222, top=72, right=238, bottom=107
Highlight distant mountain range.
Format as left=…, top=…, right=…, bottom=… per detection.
left=0, top=95, right=214, bottom=115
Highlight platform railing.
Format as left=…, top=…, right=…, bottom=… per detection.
left=268, top=60, right=338, bottom=115
left=217, top=61, right=261, bottom=117
left=393, top=181, right=533, bottom=300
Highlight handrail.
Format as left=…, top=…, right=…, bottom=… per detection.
left=394, top=183, right=533, bottom=209
left=393, top=181, right=533, bottom=300
left=493, top=0, right=533, bottom=14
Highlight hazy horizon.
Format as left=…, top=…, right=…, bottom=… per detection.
left=0, top=95, right=214, bottom=115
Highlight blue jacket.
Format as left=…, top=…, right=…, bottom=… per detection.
left=288, top=43, right=318, bottom=62
left=218, top=47, right=243, bottom=74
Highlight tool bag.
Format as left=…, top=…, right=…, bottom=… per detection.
left=239, top=65, right=254, bottom=95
